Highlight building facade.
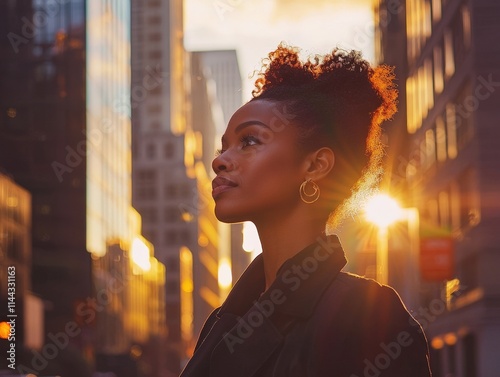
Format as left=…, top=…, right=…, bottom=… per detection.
left=191, top=50, right=250, bottom=283
left=0, top=173, right=44, bottom=374
left=376, top=0, right=500, bottom=376
left=131, top=0, right=222, bottom=374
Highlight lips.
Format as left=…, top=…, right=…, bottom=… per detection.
left=212, top=176, right=238, bottom=198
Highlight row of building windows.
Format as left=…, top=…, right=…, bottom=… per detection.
left=406, top=83, right=475, bottom=177
left=133, top=141, right=178, bottom=161
left=136, top=187, right=196, bottom=201
left=407, top=2, right=471, bottom=133
left=140, top=206, right=186, bottom=223
left=407, top=0, right=471, bottom=64
left=141, top=228, right=192, bottom=248
left=135, top=179, right=193, bottom=201
left=418, top=168, right=480, bottom=233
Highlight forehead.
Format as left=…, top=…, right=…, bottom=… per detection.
left=226, top=99, right=297, bottom=132
left=229, top=100, right=278, bottom=123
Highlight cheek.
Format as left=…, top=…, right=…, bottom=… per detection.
left=248, top=150, right=303, bottom=192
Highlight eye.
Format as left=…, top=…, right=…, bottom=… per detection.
left=215, top=134, right=260, bottom=156
left=240, top=134, right=260, bottom=148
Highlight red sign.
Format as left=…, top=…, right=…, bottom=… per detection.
left=420, top=237, right=454, bottom=281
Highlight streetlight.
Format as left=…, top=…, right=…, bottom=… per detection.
left=364, top=194, right=405, bottom=285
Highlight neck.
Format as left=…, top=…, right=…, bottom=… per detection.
left=253, top=209, right=325, bottom=291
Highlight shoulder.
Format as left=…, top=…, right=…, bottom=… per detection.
left=320, top=272, right=403, bottom=310
left=311, top=272, right=431, bottom=376
left=318, top=272, right=419, bottom=333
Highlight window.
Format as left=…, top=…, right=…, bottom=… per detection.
left=148, top=16, right=161, bottom=24
left=165, top=184, right=177, bottom=198
left=164, top=142, right=175, bottom=158
left=165, top=230, right=177, bottom=245
left=164, top=207, right=179, bottom=222
left=438, top=191, right=450, bottom=228
left=435, top=116, right=447, bottom=162
left=141, top=207, right=158, bottom=222
left=150, top=85, right=162, bottom=95
left=425, top=129, right=436, bottom=169
left=458, top=168, right=480, bottom=230
left=148, top=104, right=161, bottom=114
left=149, top=50, right=162, bottom=59
left=430, top=347, right=443, bottom=377
left=462, top=6, right=472, bottom=50
left=446, top=344, right=456, bottom=376
left=146, top=143, right=156, bottom=159
left=432, top=0, right=442, bottom=23
left=150, top=121, right=161, bottom=131
left=148, top=33, right=161, bottom=42
left=462, top=333, right=477, bottom=377
left=137, top=169, right=156, bottom=184
left=166, top=256, right=179, bottom=272
left=166, top=280, right=179, bottom=295
left=137, top=187, right=157, bottom=200
left=433, top=46, right=444, bottom=94
left=180, top=229, right=191, bottom=243
left=454, top=83, right=475, bottom=151
left=444, top=30, right=455, bottom=79
left=445, top=104, right=458, bottom=159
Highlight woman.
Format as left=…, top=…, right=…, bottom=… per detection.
left=180, top=44, right=431, bottom=377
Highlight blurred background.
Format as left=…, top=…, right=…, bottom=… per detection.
left=0, top=0, right=499, bottom=376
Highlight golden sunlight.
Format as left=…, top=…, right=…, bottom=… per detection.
left=364, top=193, right=404, bottom=228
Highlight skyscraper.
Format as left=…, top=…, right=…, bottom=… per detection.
left=375, top=0, right=500, bottom=375
left=190, top=50, right=250, bottom=283
left=0, top=1, right=166, bottom=375
left=131, top=0, right=223, bottom=374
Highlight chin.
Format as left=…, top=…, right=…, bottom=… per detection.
left=214, top=205, right=248, bottom=224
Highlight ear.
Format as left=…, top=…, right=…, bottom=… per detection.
left=304, top=147, right=335, bottom=181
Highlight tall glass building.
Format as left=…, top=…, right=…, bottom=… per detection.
left=0, top=1, right=166, bottom=376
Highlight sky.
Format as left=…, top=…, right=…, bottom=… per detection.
left=184, top=0, right=377, bottom=100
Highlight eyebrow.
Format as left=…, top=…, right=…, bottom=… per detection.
left=235, top=120, right=270, bottom=133
left=221, top=121, right=270, bottom=143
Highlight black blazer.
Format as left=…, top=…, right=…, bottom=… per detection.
left=180, top=235, right=432, bottom=377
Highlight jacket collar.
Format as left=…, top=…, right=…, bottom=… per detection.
left=180, top=234, right=347, bottom=377
left=217, top=234, right=347, bottom=319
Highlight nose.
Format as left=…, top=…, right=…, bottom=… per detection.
left=212, top=152, right=234, bottom=174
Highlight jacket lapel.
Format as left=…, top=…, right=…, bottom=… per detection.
left=181, top=234, right=348, bottom=377
left=208, top=235, right=347, bottom=377
left=209, top=308, right=285, bottom=377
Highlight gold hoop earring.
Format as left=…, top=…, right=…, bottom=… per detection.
left=299, top=179, right=320, bottom=204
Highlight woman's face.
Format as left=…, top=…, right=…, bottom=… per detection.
left=211, top=100, right=308, bottom=223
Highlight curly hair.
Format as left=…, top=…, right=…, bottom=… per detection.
left=251, top=44, right=398, bottom=228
